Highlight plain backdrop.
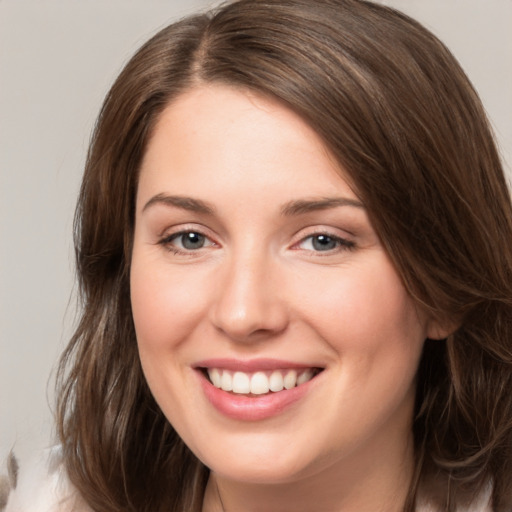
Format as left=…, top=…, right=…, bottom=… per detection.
left=1, top=0, right=511, bottom=467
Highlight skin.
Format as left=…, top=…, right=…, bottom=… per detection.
left=130, top=84, right=445, bottom=512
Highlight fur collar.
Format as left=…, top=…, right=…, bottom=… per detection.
left=1, top=446, right=92, bottom=512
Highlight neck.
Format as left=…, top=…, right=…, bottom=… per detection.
left=202, top=430, right=414, bottom=512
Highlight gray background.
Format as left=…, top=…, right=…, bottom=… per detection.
left=1, top=0, right=511, bottom=466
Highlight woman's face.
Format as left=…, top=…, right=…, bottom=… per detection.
left=131, top=85, right=437, bottom=485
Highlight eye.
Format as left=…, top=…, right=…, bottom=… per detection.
left=297, top=233, right=354, bottom=252
left=176, top=232, right=207, bottom=250
left=160, top=230, right=215, bottom=253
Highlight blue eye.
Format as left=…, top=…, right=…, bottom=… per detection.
left=177, top=232, right=206, bottom=250
left=298, top=234, right=354, bottom=252
left=311, top=234, right=337, bottom=251
left=161, top=231, right=214, bottom=252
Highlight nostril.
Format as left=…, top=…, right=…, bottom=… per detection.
left=212, top=322, right=288, bottom=344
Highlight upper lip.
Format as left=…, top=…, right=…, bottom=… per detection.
left=194, top=358, right=324, bottom=372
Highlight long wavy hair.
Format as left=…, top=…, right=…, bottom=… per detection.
left=56, top=1, right=512, bottom=510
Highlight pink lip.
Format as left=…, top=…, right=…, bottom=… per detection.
left=194, top=360, right=322, bottom=422
left=194, top=358, right=319, bottom=372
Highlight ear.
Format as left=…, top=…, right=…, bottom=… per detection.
left=426, top=315, right=459, bottom=341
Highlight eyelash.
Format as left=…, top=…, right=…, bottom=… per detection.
left=158, top=230, right=216, bottom=255
left=158, top=229, right=355, bottom=256
left=294, top=232, right=356, bottom=254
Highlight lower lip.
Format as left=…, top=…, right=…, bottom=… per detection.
left=198, top=371, right=318, bottom=421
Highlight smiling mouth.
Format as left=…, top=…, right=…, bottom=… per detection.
left=202, top=367, right=323, bottom=395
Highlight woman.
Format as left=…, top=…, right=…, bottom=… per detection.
left=3, top=0, right=512, bottom=511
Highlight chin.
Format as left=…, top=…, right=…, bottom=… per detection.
left=192, top=432, right=323, bottom=484
left=208, top=457, right=309, bottom=485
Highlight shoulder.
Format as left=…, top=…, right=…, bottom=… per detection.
left=1, top=446, right=93, bottom=512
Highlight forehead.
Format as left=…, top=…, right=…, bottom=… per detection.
left=137, top=84, right=359, bottom=208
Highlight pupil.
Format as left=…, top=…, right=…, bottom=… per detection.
left=312, top=235, right=336, bottom=251
left=182, top=232, right=204, bottom=249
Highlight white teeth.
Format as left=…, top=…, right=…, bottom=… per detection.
left=209, top=368, right=222, bottom=388
left=297, top=369, right=313, bottom=385
left=283, top=370, right=298, bottom=389
left=207, top=368, right=318, bottom=394
left=220, top=371, right=232, bottom=391
left=269, top=371, right=284, bottom=392
left=232, top=371, right=251, bottom=394
left=250, top=372, right=270, bottom=395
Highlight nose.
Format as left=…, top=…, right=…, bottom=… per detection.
left=209, top=250, right=289, bottom=343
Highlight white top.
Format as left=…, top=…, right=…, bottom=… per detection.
left=1, top=446, right=493, bottom=512
left=2, top=447, right=92, bottom=512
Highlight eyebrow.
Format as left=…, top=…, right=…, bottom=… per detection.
left=280, top=197, right=364, bottom=216
left=142, top=194, right=215, bottom=215
left=142, top=194, right=364, bottom=216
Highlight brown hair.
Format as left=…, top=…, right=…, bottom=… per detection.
left=56, top=1, right=512, bottom=510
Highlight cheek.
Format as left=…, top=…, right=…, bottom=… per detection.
left=289, top=255, right=427, bottom=420
left=295, top=262, right=425, bottom=449
left=129, top=253, right=208, bottom=425
left=291, top=259, right=426, bottom=350
left=130, top=255, right=210, bottom=352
